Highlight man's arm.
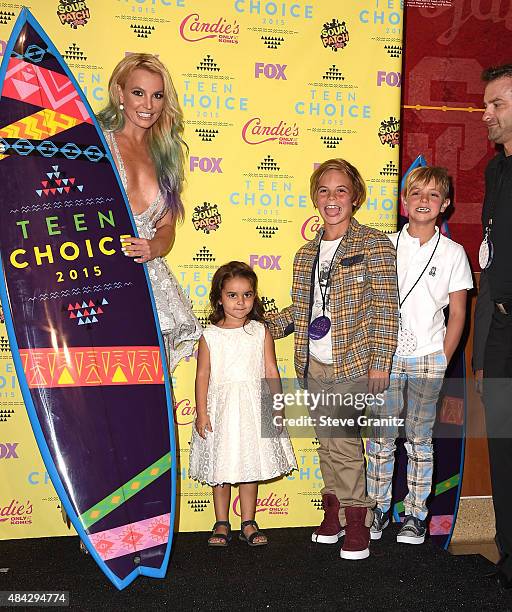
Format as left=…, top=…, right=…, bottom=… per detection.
left=473, top=271, right=493, bottom=370
left=473, top=271, right=493, bottom=390
left=472, top=163, right=494, bottom=383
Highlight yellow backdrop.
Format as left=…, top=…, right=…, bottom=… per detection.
left=0, top=0, right=402, bottom=539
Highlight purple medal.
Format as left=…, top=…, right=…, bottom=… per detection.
left=309, top=315, right=331, bottom=340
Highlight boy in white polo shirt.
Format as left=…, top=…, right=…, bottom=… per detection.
left=366, top=166, right=473, bottom=544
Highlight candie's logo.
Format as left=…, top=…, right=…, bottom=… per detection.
left=57, top=0, right=91, bottom=29
left=0, top=499, right=33, bottom=524
left=180, top=13, right=240, bottom=44
left=232, top=491, right=290, bottom=517
left=242, top=118, right=299, bottom=145
left=173, top=398, right=196, bottom=426
left=301, top=215, right=322, bottom=241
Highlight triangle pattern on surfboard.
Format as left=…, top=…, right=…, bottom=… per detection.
left=35, top=164, right=84, bottom=198
left=66, top=297, right=108, bottom=326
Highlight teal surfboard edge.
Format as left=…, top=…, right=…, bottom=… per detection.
left=0, top=8, right=177, bottom=590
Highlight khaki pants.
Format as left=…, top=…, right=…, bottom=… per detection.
left=307, top=357, right=374, bottom=527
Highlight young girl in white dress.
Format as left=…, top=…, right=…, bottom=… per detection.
left=189, top=261, right=296, bottom=547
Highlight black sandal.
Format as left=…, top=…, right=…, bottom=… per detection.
left=239, top=520, right=268, bottom=546
left=208, top=520, right=231, bottom=547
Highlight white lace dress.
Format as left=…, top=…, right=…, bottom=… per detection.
left=105, top=131, right=202, bottom=372
left=189, top=320, right=297, bottom=485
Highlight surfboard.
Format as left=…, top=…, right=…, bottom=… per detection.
left=0, top=9, right=176, bottom=589
left=390, top=370, right=466, bottom=549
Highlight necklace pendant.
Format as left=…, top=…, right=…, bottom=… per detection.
left=396, top=326, right=417, bottom=356
left=479, top=234, right=494, bottom=270
left=309, top=316, right=331, bottom=340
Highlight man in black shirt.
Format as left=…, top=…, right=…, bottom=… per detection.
left=474, top=64, right=512, bottom=591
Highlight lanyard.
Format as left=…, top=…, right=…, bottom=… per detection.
left=396, top=228, right=440, bottom=309
left=316, top=237, right=344, bottom=315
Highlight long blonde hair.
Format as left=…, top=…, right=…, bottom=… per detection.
left=97, top=53, right=187, bottom=221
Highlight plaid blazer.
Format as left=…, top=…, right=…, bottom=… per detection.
left=266, top=217, right=398, bottom=382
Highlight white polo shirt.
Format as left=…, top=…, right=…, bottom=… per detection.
left=389, top=225, right=473, bottom=357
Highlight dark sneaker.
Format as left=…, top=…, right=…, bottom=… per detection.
left=396, top=515, right=426, bottom=544
left=340, top=507, right=370, bottom=560
left=370, top=507, right=389, bottom=540
left=312, top=493, right=344, bottom=544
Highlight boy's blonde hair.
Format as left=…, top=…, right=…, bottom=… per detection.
left=310, top=159, right=367, bottom=210
left=403, top=166, right=450, bottom=201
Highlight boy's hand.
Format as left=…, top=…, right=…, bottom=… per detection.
left=195, top=413, right=212, bottom=439
left=443, top=345, right=454, bottom=365
left=368, top=369, right=390, bottom=395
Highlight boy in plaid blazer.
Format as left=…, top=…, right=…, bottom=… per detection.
left=266, top=159, right=398, bottom=559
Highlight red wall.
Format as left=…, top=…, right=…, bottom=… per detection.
left=401, top=1, right=511, bottom=268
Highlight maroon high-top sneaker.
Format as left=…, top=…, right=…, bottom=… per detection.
left=311, top=493, right=344, bottom=544
left=339, top=506, right=370, bottom=560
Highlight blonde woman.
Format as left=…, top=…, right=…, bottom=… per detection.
left=98, top=53, right=201, bottom=372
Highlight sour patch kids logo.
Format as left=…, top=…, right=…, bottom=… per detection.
left=57, top=0, right=91, bottom=29
left=192, top=202, right=222, bottom=234
left=378, top=116, right=400, bottom=148
left=321, top=18, right=349, bottom=51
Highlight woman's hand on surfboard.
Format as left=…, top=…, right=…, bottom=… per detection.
left=121, top=236, right=157, bottom=264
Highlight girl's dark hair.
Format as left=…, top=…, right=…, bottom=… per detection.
left=209, top=261, right=265, bottom=325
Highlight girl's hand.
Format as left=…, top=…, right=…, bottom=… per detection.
left=272, top=409, right=283, bottom=435
left=121, top=236, right=157, bottom=264
left=195, top=414, right=212, bottom=439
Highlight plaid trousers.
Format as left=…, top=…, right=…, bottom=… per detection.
left=366, top=350, right=446, bottom=520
